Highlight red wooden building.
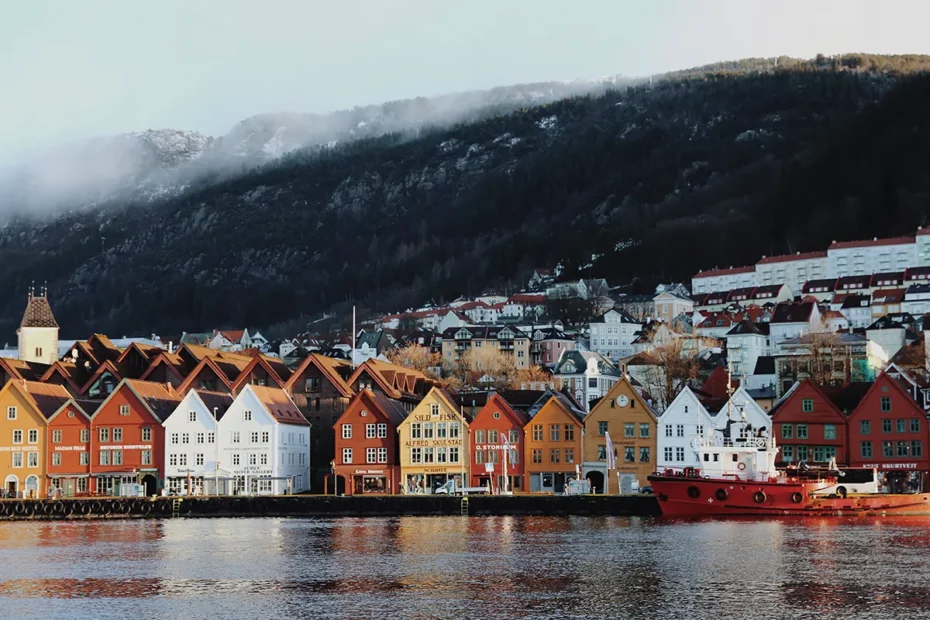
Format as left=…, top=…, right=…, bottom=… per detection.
left=332, top=389, right=408, bottom=495
left=771, top=380, right=869, bottom=466
left=90, top=379, right=181, bottom=495
left=46, top=399, right=100, bottom=497
left=468, top=393, right=529, bottom=492
left=847, top=373, right=930, bottom=491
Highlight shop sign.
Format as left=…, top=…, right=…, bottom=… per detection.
left=353, top=469, right=386, bottom=475
left=53, top=446, right=88, bottom=451
left=862, top=463, right=919, bottom=470
left=99, top=444, right=152, bottom=450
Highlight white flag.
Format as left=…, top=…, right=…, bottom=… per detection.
left=605, top=432, right=617, bottom=470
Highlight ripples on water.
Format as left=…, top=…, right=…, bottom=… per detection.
left=1, top=516, right=929, bottom=619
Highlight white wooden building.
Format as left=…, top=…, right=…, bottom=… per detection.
left=217, top=385, right=310, bottom=495
left=163, top=390, right=234, bottom=495
left=656, top=387, right=714, bottom=470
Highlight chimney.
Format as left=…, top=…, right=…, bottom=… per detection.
left=168, top=341, right=174, bottom=354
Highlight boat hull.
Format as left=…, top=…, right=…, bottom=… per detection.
left=648, top=474, right=930, bottom=517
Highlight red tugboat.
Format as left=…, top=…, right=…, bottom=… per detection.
left=648, top=433, right=930, bottom=517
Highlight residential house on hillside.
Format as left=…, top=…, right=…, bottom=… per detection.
left=440, top=325, right=531, bottom=369
left=531, top=327, right=575, bottom=368
left=612, top=294, right=654, bottom=322
left=653, top=289, right=693, bottom=323
left=656, top=387, right=714, bottom=471
left=769, top=301, right=822, bottom=353
left=502, top=294, right=547, bottom=321
left=583, top=376, right=657, bottom=493
left=903, top=284, right=930, bottom=316
left=695, top=312, right=739, bottom=339
left=691, top=265, right=757, bottom=295
left=332, top=389, right=408, bottom=495
left=551, top=350, right=622, bottom=411
left=751, top=284, right=793, bottom=305
left=755, top=251, right=828, bottom=294
left=866, top=314, right=918, bottom=363
left=802, top=278, right=839, bottom=302
left=588, top=309, right=641, bottom=362
left=822, top=310, right=850, bottom=332
left=871, top=289, right=906, bottom=320
left=775, top=332, right=881, bottom=396
left=725, top=320, right=771, bottom=377
left=827, top=236, right=916, bottom=278
left=836, top=294, right=872, bottom=328
left=523, top=392, right=584, bottom=493
left=208, top=329, right=267, bottom=352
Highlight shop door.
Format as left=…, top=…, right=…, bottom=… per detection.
left=62, top=479, right=75, bottom=497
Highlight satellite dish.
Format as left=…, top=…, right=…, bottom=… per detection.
left=71, top=349, right=78, bottom=361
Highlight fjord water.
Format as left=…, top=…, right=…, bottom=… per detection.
left=0, top=516, right=928, bottom=619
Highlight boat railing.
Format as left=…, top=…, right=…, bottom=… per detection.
left=695, top=436, right=772, bottom=450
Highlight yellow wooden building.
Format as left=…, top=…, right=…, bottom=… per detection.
left=582, top=376, right=657, bottom=493
left=0, top=380, right=71, bottom=498
left=397, top=387, right=469, bottom=494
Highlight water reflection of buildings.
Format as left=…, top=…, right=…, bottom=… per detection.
left=0, top=577, right=163, bottom=598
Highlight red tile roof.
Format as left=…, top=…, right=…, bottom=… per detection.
left=756, top=251, right=827, bottom=265
left=828, top=235, right=915, bottom=250
left=693, top=266, right=755, bottom=278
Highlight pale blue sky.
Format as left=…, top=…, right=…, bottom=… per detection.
left=1, top=0, right=929, bottom=159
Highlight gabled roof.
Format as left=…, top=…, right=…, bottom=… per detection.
left=473, top=392, right=530, bottom=429
left=285, top=353, right=354, bottom=397
left=46, top=397, right=98, bottom=423
left=192, top=390, right=235, bottom=422
left=86, top=334, right=122, bottom=363
left=847, top=373, right=920, bottom=421
left=753, top=356, right=776, bottom=375
left=244, top=385, right=308, bottom=426
left=78, top=359, right=123, bottom=396
left=802, top=278, right=838, bottom=293
left=771, top=301, right=815, bottom=324
left=20, top=293, right=58, bottom=328
left=0, top=358, right=50, bottom=382
left=829, top=235, right=915, bottom=250
left=904, top=266, right=930, bottom=281
left=228, top=355, right=290, bottom=392
left=726, top=320, right=769, bottom=337
left=840, top=294, right=871, bottom=309
left=552, top=350, right=621, bottom=377
left=756, top=250, right=828, bottom=265
left=693, top=265, right=755, bottom=278
left=871, top=288, right=906, bottom=305
left=593, top=308, right=639, bottom=323
left=537, top=391, right=587, bottom=424
left=752, top=285, right=787, bottom=299
left=836, top=275, right=872, bottom=290
left=139, top=351, right=186, bottom=382
left=217, top=329, right=245, bottom=343
left=116, top=341, right=163, bottom=366
left=870, top=272, right=904, bottom=287
left=177, top=356, right=244, bottom=394
left=700, top=366, right=739, bottom=400
left=16, top=381, right=72, bottom=420
left=117, top=379, right=183, bottom=422
left=339, top=389, right=407, bottom=427
left=770, top=379, right=846, bottom=422
left=348, top=359, right=436, bottom=400
left=40, top=361, right=90, bottom=393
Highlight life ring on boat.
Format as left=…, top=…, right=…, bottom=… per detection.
left=715, top=488, right=728, bottom=501
left=791, top=492, right=803, bottom=504
left=753, top=491, right=766, bottom=504
left=737, top=462, right=746, bottom=471
left=687, top=486, right=701, bottom=499
left=836, top=486, right=847, bottom=499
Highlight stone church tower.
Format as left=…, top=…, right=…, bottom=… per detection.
left=17, top=286, right=59, bottom=365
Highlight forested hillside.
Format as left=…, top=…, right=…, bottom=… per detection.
left=2, top=54, right=930, bottom=339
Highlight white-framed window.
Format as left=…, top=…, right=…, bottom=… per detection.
left=244, top=410, right=252, bottom=421
left=52, top=452, right=61, bottom=466
left=119, top=405, right=130, bottom=416
left=80, top=429, right=90, bottom=442
left=196, top=454, right=204, bottom=466
left=251, top=432, right=259, bottom=443
left=171, top=433, right=179, bottom=444
left=377, top=423, right=387, bottom=438
left=232, top=454, right=240, bottom=466
left=169, top=454, right=178, bottom=466
left=262, top=431, right=269, bottom=443
left=260, top=453, right=268, bottom=465
left=12, top=430, right=22, bottom=444
left=249, top=454, right=257, bottom=465
left=27, top=429, right=38, bottom=444
left=6, top=406, right=16, bottom=420
left=377, top=447, right=387, bottom=463
left=79, top=452, right=89, bottom=465
left=182, top=433, right=190, bottom=444
left=342, top=424, right=352, bottom=439
left=197, top=432, right=204, bottom=444
left=141, top=427, right=152, bottom=442
left=189, top=411, right=197, bottom=422
left=207, top=432, right=215, bottom=444
left=342, top=448, right=353, bottom=464
left=366, top=424, right=376, bottom=439
left=179, top=454, right=187, bottom=466
left=99, top=451, right=110, bottom=465
left=232, top=431, right=240, bottom=444
left=366, top=448, right=377, bottom=463
left=112, top=428, right=122, bottom=442
left=142, top=450, right=152, bottom=465
left=112, top=450, right=123, bottom=466
left=430, top=404, right=440, bottom=416
left=12, top=452, right=22, bottom=468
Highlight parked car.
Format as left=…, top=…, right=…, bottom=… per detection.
left=639, top=486, right=654, bottom=495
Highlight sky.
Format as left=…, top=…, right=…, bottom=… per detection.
left=1, top=0, right=930, bottom=161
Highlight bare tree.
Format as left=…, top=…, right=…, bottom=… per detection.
left=442, top=347, right=518, bottom=391
left=637, top=329, right=716, bottom=411
left=386, top=343, right=441, bottom=378
left=514, top=365, right=554, bottom=390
